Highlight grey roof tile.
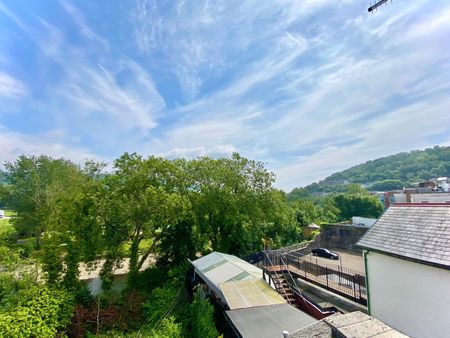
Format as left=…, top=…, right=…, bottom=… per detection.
left=357, top=205, right=450, bottom=268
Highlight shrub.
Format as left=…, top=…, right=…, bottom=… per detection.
left=0, top=285, right=74, bottom=337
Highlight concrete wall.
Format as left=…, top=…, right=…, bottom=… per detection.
left=319, top=224, right=368, bottom=251
left=393, top=193, right=407, bottom=203
left=366, top=251, right=450, bottom=338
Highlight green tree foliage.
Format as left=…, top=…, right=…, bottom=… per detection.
left=368, top=179, right=403, bottom=191
left=188, top=153, right=279, bottom=254
left=94, top=153, right=187, bottom=288
left=287, top=187, right=311, bottom=201
left=2, top=155, right=86, bottom=248
left=149, top=316, right=183, bottom=338
left=291, top=200, right=321, bottom=227
left=330, top=193, right=384, bottom=221
left=189, top=289, right=219, bottom=338
left=300, top=146, right=450, bottom=193
left=0, top=284, right=74, bottom=338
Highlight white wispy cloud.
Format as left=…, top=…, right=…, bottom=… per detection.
left=59, top=60, right=163, bottom=132
left=2, top=0, right=449, bottom=191
left=275, top=95, right=450, bottom=189
left=0, top=73, right=27, bottom=99
left=58, top=0, right=109, bottom=48
left=0, top=2, right=167, bottom=159
left=0, top=126, right=98, bottom=164
left=129, top=0, right=450, bottom=189
left=131, top=0, right=315, bottom=99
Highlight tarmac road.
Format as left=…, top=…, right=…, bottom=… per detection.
left=301, top=249, right=364, bottom=273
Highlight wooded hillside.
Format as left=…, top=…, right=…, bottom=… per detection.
left=299, top=146, right=450, bottom=193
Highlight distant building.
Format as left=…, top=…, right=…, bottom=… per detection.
left=303, top=223, right=320, bottom=237
left=357, top=204, right=450, bottom=337
left=436, top=177, right=449, bottom=192
left=373, top=189, right=450, bottom=209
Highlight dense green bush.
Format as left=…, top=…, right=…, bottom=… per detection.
left=189, top=290, right=219, bottom=338
left=0, top=285, right=74, bottom=337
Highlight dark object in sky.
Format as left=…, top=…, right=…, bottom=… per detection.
left=368, top=0, right=390, bottom=12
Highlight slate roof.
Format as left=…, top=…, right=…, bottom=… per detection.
left=357, top=204, right=450, bottom=269
left=288, top=311, right=409, bottom=338
left=226, top=303, right=316, bottom=338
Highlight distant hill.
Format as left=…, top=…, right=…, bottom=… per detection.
left=295, top=146, right=450, bottom=194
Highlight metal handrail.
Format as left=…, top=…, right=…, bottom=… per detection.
left=262, top=251, right=291, bottom=304
left=278, top=254, right=310, bottom=307
left=279, top=254, right=300, bottom=291
left=264, top=250, right=338, bottom=317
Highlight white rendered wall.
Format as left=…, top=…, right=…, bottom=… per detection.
left=367, top=251, right=450, bottom=338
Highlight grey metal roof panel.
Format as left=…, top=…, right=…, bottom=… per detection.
left=357, top=205, right=450, bottom=268
left=190, top=252, right=263, bottom=302
left=226, top=303, right=316, bottom=338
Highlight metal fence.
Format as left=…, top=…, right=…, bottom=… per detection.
left=264, top=250, right=367, bottom=305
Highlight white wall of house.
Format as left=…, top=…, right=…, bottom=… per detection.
left=366, top=251, right=450, bottom=338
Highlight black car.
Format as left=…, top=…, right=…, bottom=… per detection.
left=311, top=248, right=339, bottom=260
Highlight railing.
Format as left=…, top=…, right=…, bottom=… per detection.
left=264, top=249, right=367, bottom=305
left=263, top=250, right=337, bottom=319
left=266, top=241, right=311, bottom=256
left=262, top=251, right=291, bottom=304
left=285, top=252, right=366, bottom=304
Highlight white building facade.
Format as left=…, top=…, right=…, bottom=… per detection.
left=364, top=251, right=450, bottom=338
left=358, top=204, right=450, bottom=338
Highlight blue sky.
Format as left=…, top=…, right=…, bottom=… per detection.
left=1, top=0, right=449, bottom=190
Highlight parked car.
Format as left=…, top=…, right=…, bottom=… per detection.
left=311, top=248, right=339, bottom=260
left=0, top=210, right=4, bottom=218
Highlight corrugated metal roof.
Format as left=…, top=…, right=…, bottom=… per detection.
left=357, top=205, right=450, bottom=268
left=226, top=304, right=316, bottom=338
left=220, top=279, right=286, bottom=310
left=191, top=252, right=264, bottom=302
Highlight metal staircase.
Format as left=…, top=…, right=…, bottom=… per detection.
left=272, top=273, right=297, bottom=306
left=262, top=250, right=338, bottom=319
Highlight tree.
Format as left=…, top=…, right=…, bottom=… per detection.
left=287, top=187, right=311, bottom=201
left=368, top=179, right=403, bottom=191
left=3, top=155, right=83, bottom=249
left=96, top=153, right=186, bottom=289
left=189, top=289, right=218, bottom=338
left=331, top=193, right=384, bottom=221
left=291, top=199, right=321, bottom=227
left=302, top=146, right=450, bottom=193
left=189, top=153, right=278, bottom=255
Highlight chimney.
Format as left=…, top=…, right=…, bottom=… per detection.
left=384, top=192, right=391, bottom=208
left=406, top=191, right=411, bottom=203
